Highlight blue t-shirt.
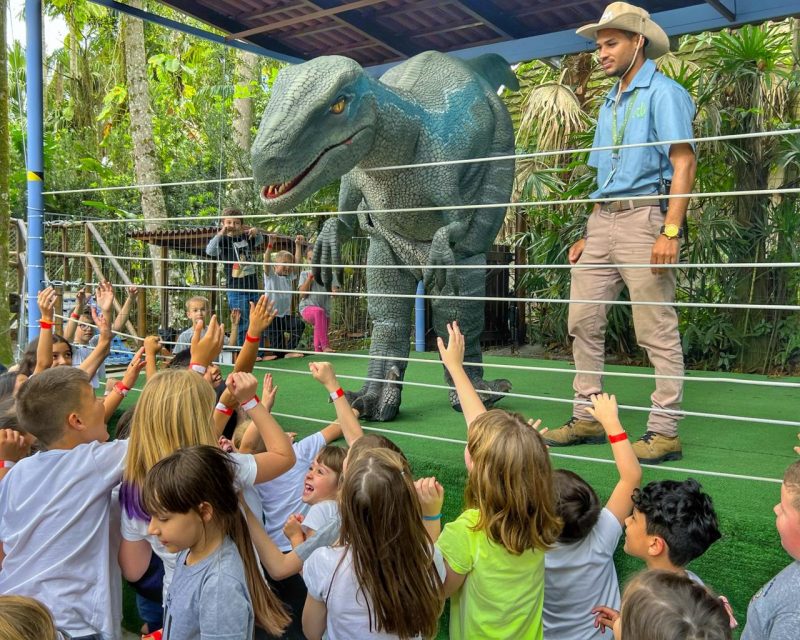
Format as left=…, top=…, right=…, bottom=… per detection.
left=589, top=59, right=695, bottom=199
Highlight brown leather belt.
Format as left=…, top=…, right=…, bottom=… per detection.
left=600, top=198, right=661, bottom=213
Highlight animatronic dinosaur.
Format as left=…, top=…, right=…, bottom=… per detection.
left=252, top=51, right=518, bottom=421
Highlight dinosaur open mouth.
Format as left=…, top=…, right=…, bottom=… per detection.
left=261, top=136, right=355, bottom=200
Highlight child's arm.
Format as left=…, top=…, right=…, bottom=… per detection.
left=143, top=335, right=161, bottom=380
left=112, top=286, right=137, bottom=333
left=263, top=235, right=275, bottom=277
left=294, top=234, right=304, bottom=276
left=244, top=500, right=304, bottom=580
left=284, top=514, right=308, bottom=546
left=437, top=321, right=486, bottom=427
left=308, top=362, right=363, bottom=445
left=298, top=271, right=314, bottom=299
left=103, top=347, right=146, bottom=422
left=77, top=307, right=111, bottom=379
left=302, top=595, right=327, bottom=640
left=592, top=606, right=620, bottom=634
left=229, top=308, right=240, bottom=347
left=213, top=387, right=238, bottom=439
left=0, top=429, right=30, bottom=482
left=235, top=296, right=276, bottom=374
left=118, top=539, right=153, bottom=583
left=238, top=373, right=277, bottom=451
left=227, top=371, right=295, bottom=483
left=63, top=287, right=86, bottom=342
left=34, top=287, right=57, bottom=374
left=586, top=393, right=642, bottom=525
left=415, top=477, right=444, bottom=543
left=441, top=561, right=468, bottom=599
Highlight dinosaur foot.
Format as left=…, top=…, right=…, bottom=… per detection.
left=345, top=365, right=403, bottom=422
left=449, top=377, right=512, bottom=413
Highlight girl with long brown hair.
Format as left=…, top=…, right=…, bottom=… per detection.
left=301, top=448, right=445, bottom=639
left=434, top=322, right=562, bottom=639
left=143, top=445, right=290, bottom=639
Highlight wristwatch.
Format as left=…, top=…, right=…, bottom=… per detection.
left=660, top=224, right=683, bottom=239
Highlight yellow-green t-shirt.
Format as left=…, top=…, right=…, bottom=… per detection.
left=436, top=508, right=545, bottom=640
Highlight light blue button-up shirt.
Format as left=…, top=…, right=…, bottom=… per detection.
left=589, top=59, right=696, bottom=200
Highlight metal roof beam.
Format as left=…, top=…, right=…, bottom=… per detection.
left=704, top=0, right=736, bottom=21
left=451, top=0, right=527, bottom=39
left=88, top=0, right=304, bottom=63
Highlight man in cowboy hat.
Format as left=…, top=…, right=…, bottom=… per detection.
left=544, top=2, right=697, bottom=464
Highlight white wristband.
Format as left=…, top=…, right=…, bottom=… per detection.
left=241, top=396, right=260, bottom=412
left=329, top=388, right=344, bottom=401
left=189, top=363, right=207, bottom=374
left=2, top=460, right=15, bottom=469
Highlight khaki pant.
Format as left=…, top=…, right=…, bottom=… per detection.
left=568, top=205, right=684, bottom=436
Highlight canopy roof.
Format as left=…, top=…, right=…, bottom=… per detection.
left=119, top=0, right=800, bottom=73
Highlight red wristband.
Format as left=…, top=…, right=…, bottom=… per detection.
left=608, top=432, right=628, bottom=444
left=113, top=382, right=131, bottom=397
left=189, top=362, right=207, bottom=374
left=241, top=396, right=260, bottom=412
left=329, top=388, right=344, bottom=401
left=39, top=320, right=54, bottom=330
left=70, top=312, right=79, bottom=319
left=215, top=402, right=234, bottom=416
left=245, top=333, right=260, bottom=343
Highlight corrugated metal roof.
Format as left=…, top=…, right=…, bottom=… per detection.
left=153, top=0, right=798, bottom=69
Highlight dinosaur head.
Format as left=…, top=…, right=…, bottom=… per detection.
left=252, top=56, right=377, bottom=212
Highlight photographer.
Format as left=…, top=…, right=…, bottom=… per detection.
left=205, top=208, right=264, bottom=345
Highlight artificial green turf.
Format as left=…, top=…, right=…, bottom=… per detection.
left=120, top=350, right=799, bottom=638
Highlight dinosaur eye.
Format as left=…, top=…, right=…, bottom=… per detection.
left=330, top=98, right=346, bottom=114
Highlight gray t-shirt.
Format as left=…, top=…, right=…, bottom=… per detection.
left=298, top=270, right=330, bottom=315
left=162, top=537, right=254, bottom=640
left=264, top=273, right=296, bottom=317
left=295, top=518, right=340, bottom=562
left=173, top=326, right=229, bottom=354
left=544, top=508, right=623, bottom=639
left=742, top=561, right=800, bottom=640
left=72, top=334, right=104, bottom=389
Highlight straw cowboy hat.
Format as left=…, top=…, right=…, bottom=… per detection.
left=576, top=2, right=670, bottom=59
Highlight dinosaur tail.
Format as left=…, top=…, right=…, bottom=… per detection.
left=463, top=54, right=520, bottom=92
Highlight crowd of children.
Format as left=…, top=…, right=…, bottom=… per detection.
left=0, top=278, right=797, bottom=640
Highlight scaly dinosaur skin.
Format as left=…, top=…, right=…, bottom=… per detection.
left=252, top=51, right=517, bottom=421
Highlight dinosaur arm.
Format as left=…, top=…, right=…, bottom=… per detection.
left=312, top=180, right=361, bottom=290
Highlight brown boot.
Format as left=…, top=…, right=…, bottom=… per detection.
left=543, top=417, right=606, bottom=447
left=632, top=431, right=683, bottom=464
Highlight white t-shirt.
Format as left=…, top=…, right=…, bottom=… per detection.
left=304, top=545, right=446, bottom=640
left=0, top=440, right=128, bottom=640
left=256, top=432, right=326, bottom=551
left=121, top=451, right=260, bottom=597
left=544, top=507, right=623, bottom=640
left=264, top=273, right=296, bottom=317
left=302, top=499, right=340, bottom=535
left=72, top=334, right=105, bottom=389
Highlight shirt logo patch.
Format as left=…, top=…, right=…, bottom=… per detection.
left=634, top=103, right=647, bottom=118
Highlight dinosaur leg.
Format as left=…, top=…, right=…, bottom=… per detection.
left=348, top=236, right=416, bottom=422
left=431, top=253, right=512, bottom=412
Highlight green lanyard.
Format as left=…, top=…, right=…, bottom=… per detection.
left=611, top=88, right=640, bottom=159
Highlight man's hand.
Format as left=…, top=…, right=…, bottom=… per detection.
left=650, top=235, right=679, bottom=275
left=568, top=238, right=586, bottom=265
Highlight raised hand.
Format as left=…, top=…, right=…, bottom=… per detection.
left=230, top=308, right=242, bottom=328
left=262, top=373, right=278, bottom=412
left=436, top=321, right=465, bottom=372
left=586, top=393, right=622, bottom=432
left=94, top=281, right=115, bottom=316
left=120, top=346, right=147, bottom=389
left=283, top=514, right=306, bottom=544
left=414, top=477, right=444, bottom=518
left=247, top=295, right=277, bottom=335
left=225, top=371, right=259, bottom=404
left=0, top=428, right=30, bottom=463
left=308, top=361, right=339, bottom=391
left=37, top=287, right=57, bottom=322
left=190, top=315, right=225, bottom=367
left=144, top=335, right=162, bottom=357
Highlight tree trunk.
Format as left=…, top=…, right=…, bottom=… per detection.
left=121, top=0, right=167, bottom=294
left=0, top=0, right=13, bottom=362
left=229, top=50, right=260, bottom=207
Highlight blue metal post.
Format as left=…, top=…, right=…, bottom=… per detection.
left=415, top=280, right=425, bottom=352
left=25, top=0, right=44, bottom=342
